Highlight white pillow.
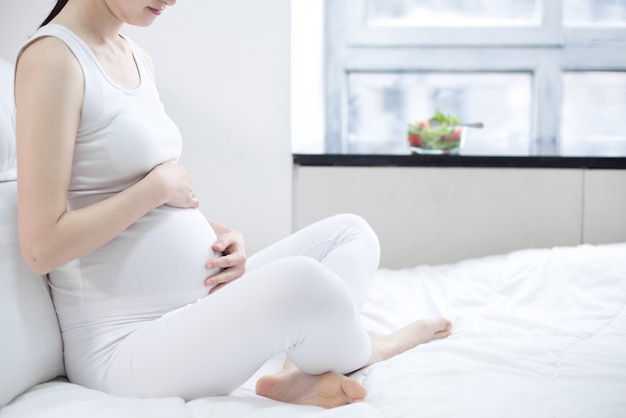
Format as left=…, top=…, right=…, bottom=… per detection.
left=1, top=57, right=16, bottom=181
left=0, top=181, right=65, bottom=407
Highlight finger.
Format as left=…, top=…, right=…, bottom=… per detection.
left=212, top=241, right=226, bottom=254
left=208, top=282, right=229, bottom=295
left=204, top=270, right=238, bottom=287
left=206, top=254, right=231, bottom=270
left=212, top=235, right=237, bottom=253
left=207, top=251, right=246, bottom=270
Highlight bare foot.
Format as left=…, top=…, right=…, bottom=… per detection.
left=365, top=317, right=452, bottom=367
left=256, top=362, right=367, bottom=409
left=255, top=317, right=451, bottom=408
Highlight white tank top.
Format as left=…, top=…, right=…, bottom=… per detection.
left=20, top=24, right=221, bottom=382
left=23, top=24, right=182, bottom=209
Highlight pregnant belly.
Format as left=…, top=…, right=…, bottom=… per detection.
left=51, top=206, right=221, bottom=328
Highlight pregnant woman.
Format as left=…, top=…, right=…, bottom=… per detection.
left=15, top=0, right=452, bottom=408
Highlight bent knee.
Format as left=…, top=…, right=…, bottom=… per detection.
left=267, top=256, right=357, bottom=317
left=333, top=213, right=381, bottom=265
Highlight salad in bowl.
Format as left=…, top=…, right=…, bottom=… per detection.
left=407, top=110, right=475, bottom=155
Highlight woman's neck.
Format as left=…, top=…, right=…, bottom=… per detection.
left=53, top=0, right=123, bottom=45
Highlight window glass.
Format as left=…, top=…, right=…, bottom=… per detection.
left=314, top=0, right=626, bottom=157
left=564, top=0, right=626, bottom=26
left=367, top=0, right=539, bottom=27
left=347, top=72, right=532, bottom=155
left=560, top=72, right=626, bottom=157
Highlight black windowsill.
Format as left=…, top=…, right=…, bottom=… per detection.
left=293, top=153, right=626, bottom=169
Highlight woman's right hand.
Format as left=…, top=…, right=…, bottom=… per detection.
left=148, top=162, right=200, bottom=209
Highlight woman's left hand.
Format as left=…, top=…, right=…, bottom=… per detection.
left=205, top=229, right=247, bottom=294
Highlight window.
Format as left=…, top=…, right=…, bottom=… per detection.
left=323, top=0, right=626, bottom=156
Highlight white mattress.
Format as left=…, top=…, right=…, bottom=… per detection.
left=4, top=243, right=626, bottom=418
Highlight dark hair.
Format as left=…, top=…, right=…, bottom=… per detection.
left=40, top=0, right=69, bottom=28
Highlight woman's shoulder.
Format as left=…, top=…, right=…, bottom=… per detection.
left=16, top=32, right=84, bottom=110
left=20, top=33, right=72, bottom=58
left=17, top=36, right=82, bottom=91
left=18, top=24, right=88, bottom=71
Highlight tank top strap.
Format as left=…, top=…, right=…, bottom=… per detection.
left=20, top=24, right=152, bottom=96
left=121, top=35, right=156, bottom=86
left=19, top=24, right=102, bottom=79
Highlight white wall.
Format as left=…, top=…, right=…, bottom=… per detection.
left=0, top=0, right=293, bottom=255
left=291, top=0, right=325, bottom=153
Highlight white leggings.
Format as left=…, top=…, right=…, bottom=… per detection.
left=103, top=214, right=380, bottom=400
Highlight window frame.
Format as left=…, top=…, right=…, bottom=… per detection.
left=324, top=0, right=626, bottom=156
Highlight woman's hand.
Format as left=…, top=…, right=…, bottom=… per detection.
left=205, top=229, right=247, bottom=294
left=148, top=162, right=199, bottom=209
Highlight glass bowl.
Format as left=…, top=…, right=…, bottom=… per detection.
left=408, top=125, right=465, bottom=155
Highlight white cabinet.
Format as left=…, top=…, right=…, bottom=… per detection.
left=293, top=166, right=625, bottom=268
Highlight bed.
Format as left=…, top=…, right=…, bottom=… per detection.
left=3, top=220, right=624, bottom=417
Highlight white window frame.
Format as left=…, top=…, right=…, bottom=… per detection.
left=325, top=0, right=626, bottom=155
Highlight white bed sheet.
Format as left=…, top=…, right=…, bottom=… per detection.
left=3, top=243, right=625, bottom=418
left=356, top=243, right=626, bottom=418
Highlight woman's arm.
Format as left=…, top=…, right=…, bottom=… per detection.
left=16, top=37, right=197, bottom=275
